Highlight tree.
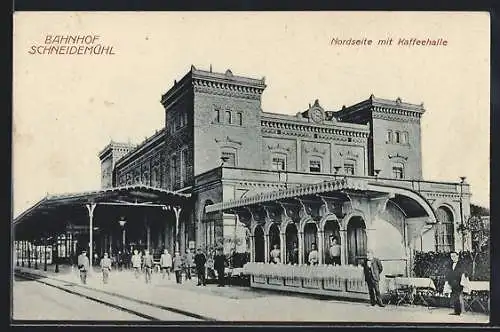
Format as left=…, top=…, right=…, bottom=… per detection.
left=457, top=213, right=489, bottom=279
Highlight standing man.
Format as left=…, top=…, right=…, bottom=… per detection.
left=445, top=251, right=466, bottom=315
left=329, top=237, right=341, bottom=266
left=363, top=249, right=385, bottom=307
left=131, top=249, right=142, bottom=279
left=142, top=249, right=154, bottom=284
left=100, top=252, right=112, bottom=284
left=194, top=248, right=207, bottom=286
left=183, top=248, right=194, bottom=281
left=172, top=252, right=183, bottom=284
left=214, top=248, right=227, bottom=287
left=77, top=250, right=90, bottom=285
left=308, top=243, right=319, bottom=265
left=160, top=249, right=172, bottom=280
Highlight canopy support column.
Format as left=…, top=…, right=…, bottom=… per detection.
left=173, top=207, right=182, bottom=254
left=86, top=203, right=97, bottom=275
left=44, top=238, right=47, bottom=271
left=27, top=241, right=31, bottom=268
left=318, top=230, right=325, bottom=264
left=298, top=231, right=304, bottom=265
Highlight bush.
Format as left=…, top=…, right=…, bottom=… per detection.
left=413, top=251, right=489, bottom=293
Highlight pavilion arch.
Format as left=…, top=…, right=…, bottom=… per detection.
left=284, top=222, right=299, bottom=264
left=341, top=210, right=368, bottom=231
left=299, top=216, right=315, bottom=233
left=253, top=224, right=265, bottom=263
left=346, top=216, right=367, bottom=265
left=321, top=215, right=341, bottom=264
left=303, top=221, right=318, bottom=263
left=268, top=222, right=281, bottom=251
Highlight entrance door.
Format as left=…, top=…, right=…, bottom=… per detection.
left=347, top=217, right=367, bottom=265
left=254, top=226, right=265, bottom=263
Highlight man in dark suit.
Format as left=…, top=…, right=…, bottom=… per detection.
left=445, top=251, right=466, bottom=315
left=363, top=249, right=385, bottom=307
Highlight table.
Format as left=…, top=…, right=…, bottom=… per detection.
left=465, top=281, right=489, bottom=313
left=392, top=277, right=436, bottom=306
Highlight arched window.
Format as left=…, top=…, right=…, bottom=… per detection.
left=435, top=206, right=455, bottom=252
left=387, top=130, right=393, bottom=143
left=402, top=131, right=409, bottom=144
left=226, top=111, right=232, bottom=124
left=237, top=112, right=243, bottom=126
left=395, top=131, right=401, bottom=143
left=214, top=109, right=220, bottom=123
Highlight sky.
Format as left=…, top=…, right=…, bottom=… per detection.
left=12, top=11, right=490, bottom=218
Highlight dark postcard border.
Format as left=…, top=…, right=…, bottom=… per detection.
left=7, top=2, right=499, bottom=330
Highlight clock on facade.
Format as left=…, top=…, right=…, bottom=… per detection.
left=310, top=108, right=324, bottom=123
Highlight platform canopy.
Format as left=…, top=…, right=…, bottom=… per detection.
left=13, top=185, right=191, bottom=240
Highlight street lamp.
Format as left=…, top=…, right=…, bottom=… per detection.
left=118, top=218, right=127, bottom=251
left=459, top=176, right=466, bottom=250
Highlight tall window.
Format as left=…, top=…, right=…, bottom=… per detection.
left=237, top=112, right=243, bottom=126
left=271, top=155, right=286, bottom=171
left=387, top=130, right=393, bottom=143
left=395, top=131, right=401, bottom=143
left=214, top=110, right=220, bottom=123
left=226, top=111, right=232, bottom=124
left=392, top=164, right=404, bottom=179
left=435, top=207, right=455, bottom=252
left=181, top=149, right=189, bottom=187
left=402, top=131, right=409, bottom=144
left=221, top=151, right=236, bottom=166
left=170, top=155, right=178, bottom=189
left=309, top=158, right=322, bottom=173
left=344, top=162, right=355, bottom=175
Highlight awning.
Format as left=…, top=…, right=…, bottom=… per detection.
left=13, top=185, right=191, bottom=238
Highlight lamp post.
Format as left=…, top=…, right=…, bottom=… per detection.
left=54, top=236, right=59, bottom=273
left=459, top=176, right=466, bottom=251
left=118, top=218, right=127, bottom=252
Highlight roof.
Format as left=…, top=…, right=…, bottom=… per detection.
left=13, top=185, right=190, bottom=227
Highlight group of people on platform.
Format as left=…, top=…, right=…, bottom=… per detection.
left=76, top=246, right=231, bottom=288
left=270, top=236, right=342, bottom=266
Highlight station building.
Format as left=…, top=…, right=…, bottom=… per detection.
left=14, top=66, right=471, bottom=277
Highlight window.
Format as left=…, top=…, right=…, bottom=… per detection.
left=221, top=151, right=236, bottom=166
left=170, top=155, right=178, bottom=189
left=271, top=156, right=286, bottom=171
left=226, top=111, right=232, bottom=124
left=435, top=207, right=455, bottom=253
left=387, top=130, right=393, bottom=143
left=344, top=162, right=355, bottom=175
left=237, top=112, right=243, bottom=126
left=394, top=131, right=400, bottom=143
left=309, top=159, right=322, bottom=173
left=402, top=131, right=408, bottom=144
left=392, top=166, right=404, bottom=179
left=181, top=149, right=189, bottom=187
left=174, top=114, right=181, bottom=131
left=214, top=110, right=220, bottom=123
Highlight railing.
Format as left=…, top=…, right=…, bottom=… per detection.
left=243, top=263, right=369, bottom=296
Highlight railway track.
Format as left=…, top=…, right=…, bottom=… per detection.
left=15, top=270, right=215, bottom=322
